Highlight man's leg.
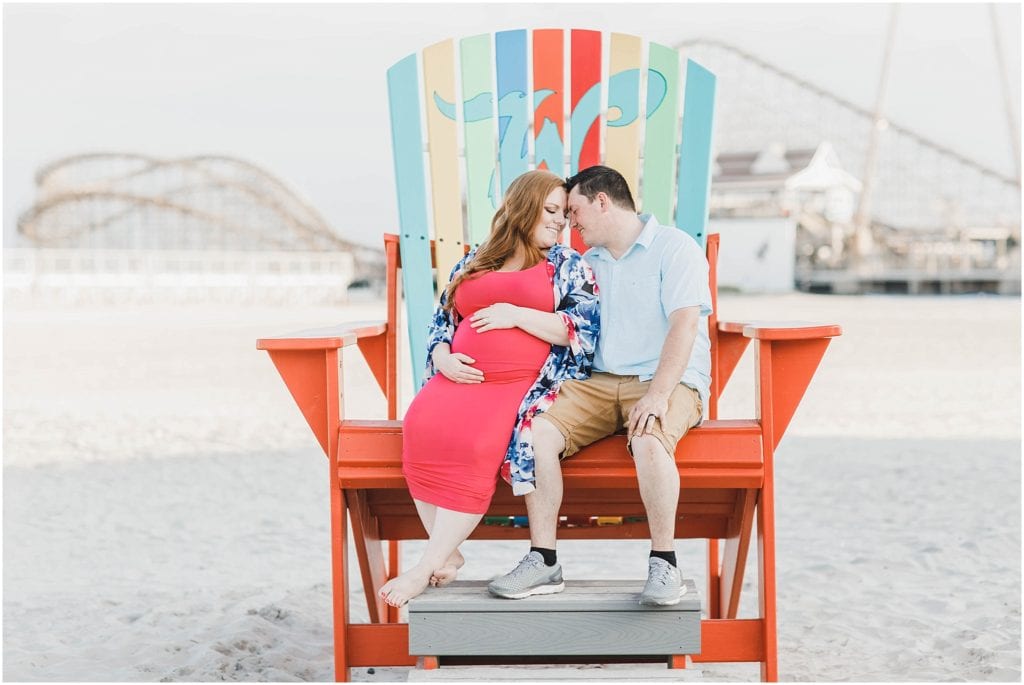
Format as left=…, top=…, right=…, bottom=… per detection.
left=486, top=417, right=568, bottom=600
left=524, top=416, right=565, bottom=549
left=623, top=383, right=703, bottom=606
left=489, top=375, right=619, bottom=598
left=629, top=434, right=680, bottom=550
left=622, top=382, right=701, bottom=550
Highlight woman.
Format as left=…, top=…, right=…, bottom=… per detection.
left=379, top=170, right=600, bottom=607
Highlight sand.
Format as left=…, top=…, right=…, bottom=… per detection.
left=2, top=293, right=1020, bottom=681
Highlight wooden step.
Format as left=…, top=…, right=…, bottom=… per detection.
left=408, top=580, right=701, bottom=658
left=407, top=663, right=703, bottom=681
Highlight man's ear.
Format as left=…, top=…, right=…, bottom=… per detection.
left=595, top=191, right=609, bottom=211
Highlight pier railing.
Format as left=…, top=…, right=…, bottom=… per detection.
left=3, top=248, right=357, bottom=304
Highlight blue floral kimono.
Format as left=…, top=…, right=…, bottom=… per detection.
left=423, top=243, right=600, bottom=495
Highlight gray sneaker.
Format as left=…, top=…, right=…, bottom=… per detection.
left=639, top=557, right=686, bottom=606
left=487, top=551, right=565, bottom=599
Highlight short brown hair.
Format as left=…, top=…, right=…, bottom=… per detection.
left=565, top=165, right=635, bottom=211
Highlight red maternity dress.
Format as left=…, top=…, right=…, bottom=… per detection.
left=402, top=260, right=554, bottom=514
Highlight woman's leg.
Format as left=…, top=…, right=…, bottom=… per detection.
left=412, top=499, right=465, bottom=587
left=380, top=506, right=482, bottom=607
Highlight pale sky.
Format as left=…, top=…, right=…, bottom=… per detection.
left=3, top=2, right=1021, bottom=248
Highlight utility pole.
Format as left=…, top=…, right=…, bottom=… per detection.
left=989, top=3, right=1022, bottom=184
left=851, top=4, right=900, bottom=265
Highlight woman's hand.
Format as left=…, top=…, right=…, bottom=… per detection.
left=469, top=303, right=521, bottom=333
left=434, top=347, right=484, bottom=384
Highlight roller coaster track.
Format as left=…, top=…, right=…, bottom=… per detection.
left=18, top=152, right=363, bottom=252
left=678, top=39, right=1019, bottom=231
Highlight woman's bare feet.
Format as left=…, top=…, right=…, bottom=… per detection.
left=429, top=549, right=465, bottom=587
left=379, top=567, right=432, bottom=608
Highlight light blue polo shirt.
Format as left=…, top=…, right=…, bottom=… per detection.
left=584, top=213, right=713, bottom=409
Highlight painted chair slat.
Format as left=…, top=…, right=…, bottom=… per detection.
left=495, top=29, right=529, bottom=198
left=386, top=53, right=434, bottom=388
left=532, top=28, right=565, bottom=176
left=460, top=34, right=498, bottom=248
left=568, top=28, right=602, bottom=252
left=605, top=32, right=644, bottom=201
left=569, top=28, right=602, bottom=176
left=642, top=42, right=682, bottom=225
left=422, top=39, right=465, bottom=282
left=676, top=59, right=717, bottom=248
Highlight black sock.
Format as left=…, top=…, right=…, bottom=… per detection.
left=530, top=546, right=558, bottom=566
left=650, top=550, right=677, bottom=568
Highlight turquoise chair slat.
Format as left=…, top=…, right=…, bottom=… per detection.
left=460, top=34, right=498, bottom=248
left=675, top=59, right=717, bottom=248
left=642, top=42, right=682, bottom=225
left=495, top=29, right=529, bottom=197
left=387, top=53, right=434, bottom=389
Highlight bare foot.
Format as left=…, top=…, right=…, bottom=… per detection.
left=429, top=550, right=465, bottom=587
left=379, top=568, right=431, bottom=608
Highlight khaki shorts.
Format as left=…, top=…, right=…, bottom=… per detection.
left=541, top=372, right=704, bottom=460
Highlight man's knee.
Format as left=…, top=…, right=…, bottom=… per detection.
left=532, top=416, right=566, bottom=460
left=629, top=434, right=671, bottom=464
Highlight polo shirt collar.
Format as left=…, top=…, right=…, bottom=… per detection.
left=589, top=213, right=658, bottom=262
left=634, top=213, right=659, bottom=249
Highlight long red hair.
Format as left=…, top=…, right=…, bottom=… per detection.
left=443, top=170, right=564, bottom=313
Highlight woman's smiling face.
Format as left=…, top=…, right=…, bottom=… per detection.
left=532, top=186, right=567, bottom=249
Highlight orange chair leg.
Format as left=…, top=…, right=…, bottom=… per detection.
left=720, top=489, right=757, bottom=619
left=419, top=656, right=440, bottom=670
left=387, top=541, right=400, bottom=624
left=348, top=492, right=389, bottom=624
left=757, top=486, right=779, bottom=681
left=707, top=539, right=721, bottom=619
left=331, top=484, right=351, bottom=681
left=757, top=341, right=780, bottom=681
left=668, top=655, right=687, bottom=669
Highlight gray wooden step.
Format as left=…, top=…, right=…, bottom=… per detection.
left=407, top=664, right=703, bottom=681
left=408, top=579, right=701, bottom=657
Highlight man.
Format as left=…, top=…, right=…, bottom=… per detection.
left=488, top=165, right=712, bottom=606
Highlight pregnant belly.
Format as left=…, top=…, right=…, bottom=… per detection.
left=451, top=323, right=549, bottom=381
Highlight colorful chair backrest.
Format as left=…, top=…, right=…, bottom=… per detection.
left=387, top=29, right=717, bottom=388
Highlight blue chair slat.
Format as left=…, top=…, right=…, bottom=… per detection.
left=675, top=59, right=717, bottom=248
left=387, top=53, right=435, bottom=389
left=495, top=29, right=529, bottom=197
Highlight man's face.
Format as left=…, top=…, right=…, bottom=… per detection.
left=567, top=187, right=604, bottom=247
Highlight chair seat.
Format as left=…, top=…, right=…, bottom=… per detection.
left=337, top=419, right=764, bottom=490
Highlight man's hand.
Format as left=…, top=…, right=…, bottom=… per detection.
left=627, top=389, right=671, bottom=440
left=435, top=349, right=484, bottom=383
left=469, top=303, right=521, bottom=333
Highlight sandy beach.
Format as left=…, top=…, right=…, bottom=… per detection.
left=3, top=292, right=1020, bottom=681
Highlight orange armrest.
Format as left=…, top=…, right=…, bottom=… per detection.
left=719, top=319, right=842, bottom=340
left=256, top=320, right=387, bottom=351
left=717, top=320, right=748, bottom=335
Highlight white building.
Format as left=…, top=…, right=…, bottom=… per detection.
left=709, top=141, right=861, bottom=293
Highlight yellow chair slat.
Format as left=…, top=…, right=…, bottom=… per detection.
left=605, top=33, right=643, bottom=201
left=422, top=38, right=466, bottom=285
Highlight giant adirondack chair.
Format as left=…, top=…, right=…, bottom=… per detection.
left=257, top=29, right=841, bottom=681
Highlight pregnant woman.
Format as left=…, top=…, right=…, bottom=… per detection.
left=379, top=170, right=600, bottom=607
